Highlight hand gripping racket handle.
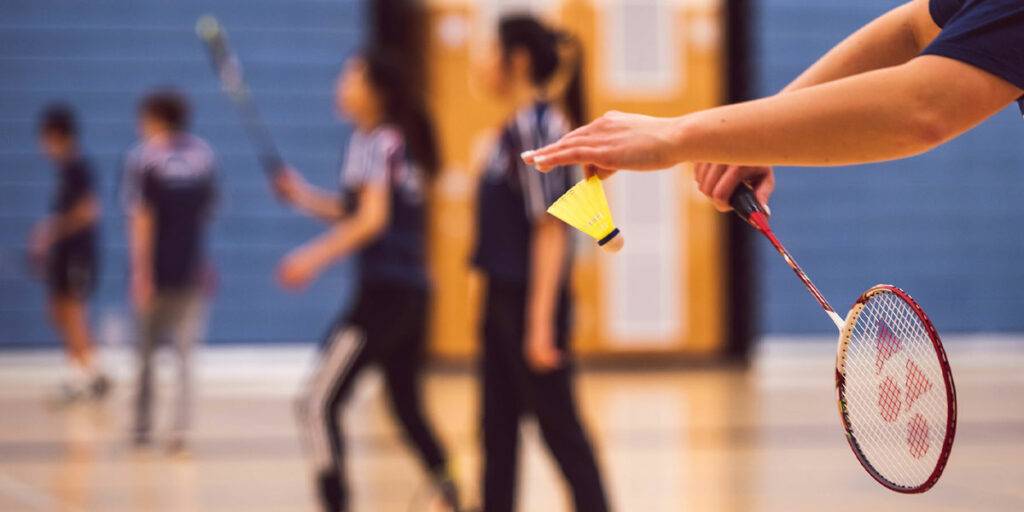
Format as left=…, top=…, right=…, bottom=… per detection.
left=729, top=185, right=766, bottom=225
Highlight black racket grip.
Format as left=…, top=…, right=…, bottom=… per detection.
left=729, top=185, right=766, bottom=223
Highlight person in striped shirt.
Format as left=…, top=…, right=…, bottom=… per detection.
left=274, top=48, right=460, bottom=512
left=471, top=15, right=611, bottom=512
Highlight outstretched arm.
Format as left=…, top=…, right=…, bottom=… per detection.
left=274, top=166, right=345, bottom=222
left=689, top=0, right=940, bottom=210
left=526, top=55, right=1021, bottom=176
left=782, top=0, right=938, bottom=92
left=527, top=0, right=981, bottom=209
left=276, top=183, right=389, bottom=289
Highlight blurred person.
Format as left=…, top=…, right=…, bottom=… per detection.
left=523, top=0, right=1023, bottom=212
left=276, top=48, right=461, bottom=512
left=470, top=15, right=610, bottom=512
left=123, top=89, right=217, bottom=452
left=30, top=103, right=110, bottom=403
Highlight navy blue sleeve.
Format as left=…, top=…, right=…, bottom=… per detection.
left=922, top=0, right=1024, bottom=97
left=928, top=0, right=964, bottom=27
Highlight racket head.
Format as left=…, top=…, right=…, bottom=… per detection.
left=836, top=284, right=956, bottom=493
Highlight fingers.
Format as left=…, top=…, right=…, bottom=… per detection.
left=522, top=115, right=611, bottom=169
left=584, top=165, right=617, bottom=180
left=694, top=164, right=777, bottom=214
left=710, top=166, right=746, bottom=212
left=531, top=145, right=608, bottom=172
left=698, top=164, right=726, bottom=201
left=693, top=162, right=710, bottom=185
left=752, top=167, right=776, bottom=215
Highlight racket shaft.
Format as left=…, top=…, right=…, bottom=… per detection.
left=198, top=19, right=282, bottom=176
left=748, top=212, right=844, bottom=329
left=235, top=97, right=283, bottom=176
left=728, top=187, right=842, bottom=329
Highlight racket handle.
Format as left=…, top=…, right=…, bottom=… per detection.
left=729, top=185, right=766, bottom=224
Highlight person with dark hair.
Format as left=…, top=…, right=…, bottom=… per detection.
left=470, top=14, right=610, bottom=512
left=123, top=88, right=217, bottom=453
left=31, top=103, right=110, bottom=403
left=275, top=48, right=460, bottom=512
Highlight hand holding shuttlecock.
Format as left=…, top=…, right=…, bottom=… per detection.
left=547, top=176, right=624, bottom=253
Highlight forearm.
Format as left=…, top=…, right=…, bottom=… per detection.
left=294, top=187, right=344, bottom=222
left=782, top=0, right=936, bottom=93
left=52, top=197, right=98, bottom=240
left=672, top=57, right=1017, bottom=167
left=300, top=217, right=382, bottom=271
left=527, top=218, right=568, bottom=331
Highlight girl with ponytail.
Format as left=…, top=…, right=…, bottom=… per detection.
left=470, top=14, right=611, bottom=512
left=274, top=47, right=461, bottom=512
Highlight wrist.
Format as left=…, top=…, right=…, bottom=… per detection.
left=666, top=114, right=698, bottom=164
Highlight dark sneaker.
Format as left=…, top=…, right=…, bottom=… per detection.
left=435, top=474, right=462, bottom=512
left=50, top=381, right=86, bottom=407
left=89, top=375, right=111, bottom=400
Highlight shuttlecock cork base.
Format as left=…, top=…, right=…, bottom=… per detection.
left=597, top=228, right=624, bottom=253
left=547, top=176, right=625, bottom=253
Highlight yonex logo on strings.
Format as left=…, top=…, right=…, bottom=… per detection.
left=875, top=320, right=934, bottom=459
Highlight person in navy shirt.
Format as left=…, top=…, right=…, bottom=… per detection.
left=123, top=89, right=218, bottom=452
left=472, top=15, right=610, bottom=512
left=30, top=103, right=110, bottom=402
left=275, top=48, right=460, bottom=512
left=523, top=0, right=1024, bottom=213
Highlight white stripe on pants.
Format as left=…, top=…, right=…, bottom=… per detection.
left=295, top=326, right=365, bottom=471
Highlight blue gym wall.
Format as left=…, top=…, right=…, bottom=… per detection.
left=754, top=0, right=1024, bottom=334
left=4, top=1, right=1024, bottom=346
left=0, top=1, right=365, bottom=346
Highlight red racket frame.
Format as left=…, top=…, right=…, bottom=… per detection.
left=729, top=186, right=957, bottom=493
left=835, top=284, right=957, bottom=493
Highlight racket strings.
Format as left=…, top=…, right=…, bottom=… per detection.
left=841, top=291, right=949, bottom=489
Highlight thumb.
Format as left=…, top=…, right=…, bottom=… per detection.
left=752, top=173, right=775, bottom=216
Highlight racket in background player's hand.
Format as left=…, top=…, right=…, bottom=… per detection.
left=196, top=15, right=285, bottom=180
left=271, top=166, right=309, bottom=205
left=730, top=185, right=957, bottom=493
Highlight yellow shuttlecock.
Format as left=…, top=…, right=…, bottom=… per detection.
left=547, top=176, right=624, bottom=253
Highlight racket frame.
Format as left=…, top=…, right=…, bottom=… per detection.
left=729, top=186, right=957, bottom=493
left=835, top=284, right=958, bottom=494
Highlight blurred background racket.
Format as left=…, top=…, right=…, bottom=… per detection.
left=730, top=186, right=957, bottom=493
left=196, top=15, right=283, bottom=178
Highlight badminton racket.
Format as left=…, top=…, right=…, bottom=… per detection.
left=730, top=186, right=956, bottom=493
left=196, top=15, right=283, bottom=177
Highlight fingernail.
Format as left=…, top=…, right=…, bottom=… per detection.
left=520, top=150, right=534, bottom=161
left=763, top=203, right=772, bottom=216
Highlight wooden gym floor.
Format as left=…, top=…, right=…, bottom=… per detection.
left=0, top=338, right=1021, bottom=512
